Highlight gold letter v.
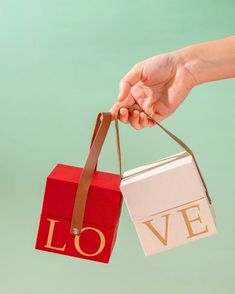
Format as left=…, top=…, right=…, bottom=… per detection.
left=142, top=213, right=170, bottom=246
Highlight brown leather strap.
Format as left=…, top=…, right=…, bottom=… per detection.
left=114, top=107, right=211, bottom=204
left=114, top=118, right=122, bottom=177
left=89, top=113, right=122, bottom=177
left=70, top=112, right=114, bottom=235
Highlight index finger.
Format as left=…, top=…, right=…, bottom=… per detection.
left=118, top=62, right=143, bottom=101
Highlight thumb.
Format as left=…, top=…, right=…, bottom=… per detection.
left=117, top=62, right=143, bottom=101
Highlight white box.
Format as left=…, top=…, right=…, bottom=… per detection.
left=120, top=151, right=217, bottom=256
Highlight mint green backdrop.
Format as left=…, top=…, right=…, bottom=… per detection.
left=0, top=1, right=234, bottom=293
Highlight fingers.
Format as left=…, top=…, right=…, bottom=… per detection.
left=109, top=102, right=122, bottom=120
left=129, top=110, right=141, bottom=129
left=117, top=108, right=157, bottom=130
left=139, top=112, right=156, bottom=128
left=119, top=108, right=129, bottom=123
left=118, top=63, right=143, bottom=102
left=109, top=93, right=136, bottom=121
left=109, top=92, right=165, bottom=128
left=139, top=111, right=149, bottom=128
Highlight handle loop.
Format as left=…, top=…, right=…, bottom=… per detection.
left=89, top=113, right=122, bottom=178
left=114, top=107, right=211, bottom=204
left=70, top=112, right=115, bottom=235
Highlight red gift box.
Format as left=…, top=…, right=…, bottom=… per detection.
left=35, top=113, right=123, bottom=263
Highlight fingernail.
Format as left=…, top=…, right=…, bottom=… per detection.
left=133, top=110, right=138, bottom=116
left=120, top=108, right=127, bottom=115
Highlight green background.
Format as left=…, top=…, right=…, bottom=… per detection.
left=0, top=1, right=234, bottom=293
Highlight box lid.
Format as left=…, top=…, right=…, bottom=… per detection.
left=120, top=153, right=207, bottom=221
left=41, top=164, right=122, bottom=228
left=48, top=163, right=121, bottom=192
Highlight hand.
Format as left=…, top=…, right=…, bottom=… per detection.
left=109, top=50, right=197, bottom=130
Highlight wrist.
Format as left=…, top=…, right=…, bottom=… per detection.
left=177, top=36, right=235, bottom=85
left=176, top=46, right=203, bottom=86
left=171, top=48, right=200, bottom=88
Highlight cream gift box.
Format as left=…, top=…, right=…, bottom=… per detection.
left=120, top=151, right=217, bottom=256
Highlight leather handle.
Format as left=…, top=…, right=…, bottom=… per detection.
left=89, top=112, right=122, bottom=177
left=154, top=121, right=211, bottom=203
left=114, top=106, right=211, bottom=204
left=70, top=112, right=114, bottom=235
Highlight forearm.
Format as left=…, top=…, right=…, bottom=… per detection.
left=179, top=36, right=235, bottom=85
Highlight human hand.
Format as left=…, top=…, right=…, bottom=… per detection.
left=109, top=50, right=197, bottom=130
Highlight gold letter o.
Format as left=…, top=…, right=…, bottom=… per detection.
left=74, top=227, right=106, bottom=257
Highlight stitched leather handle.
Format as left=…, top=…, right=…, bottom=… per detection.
left=70, top=112, right=118, bottom=235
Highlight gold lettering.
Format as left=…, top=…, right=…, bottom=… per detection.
left=44, top=218, right=66, bottom=251
left=142, top=213, right=170, bottom=246
left=178, top=204, right=208, bottom=239
left=74, top=227, right=106, bottom=256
